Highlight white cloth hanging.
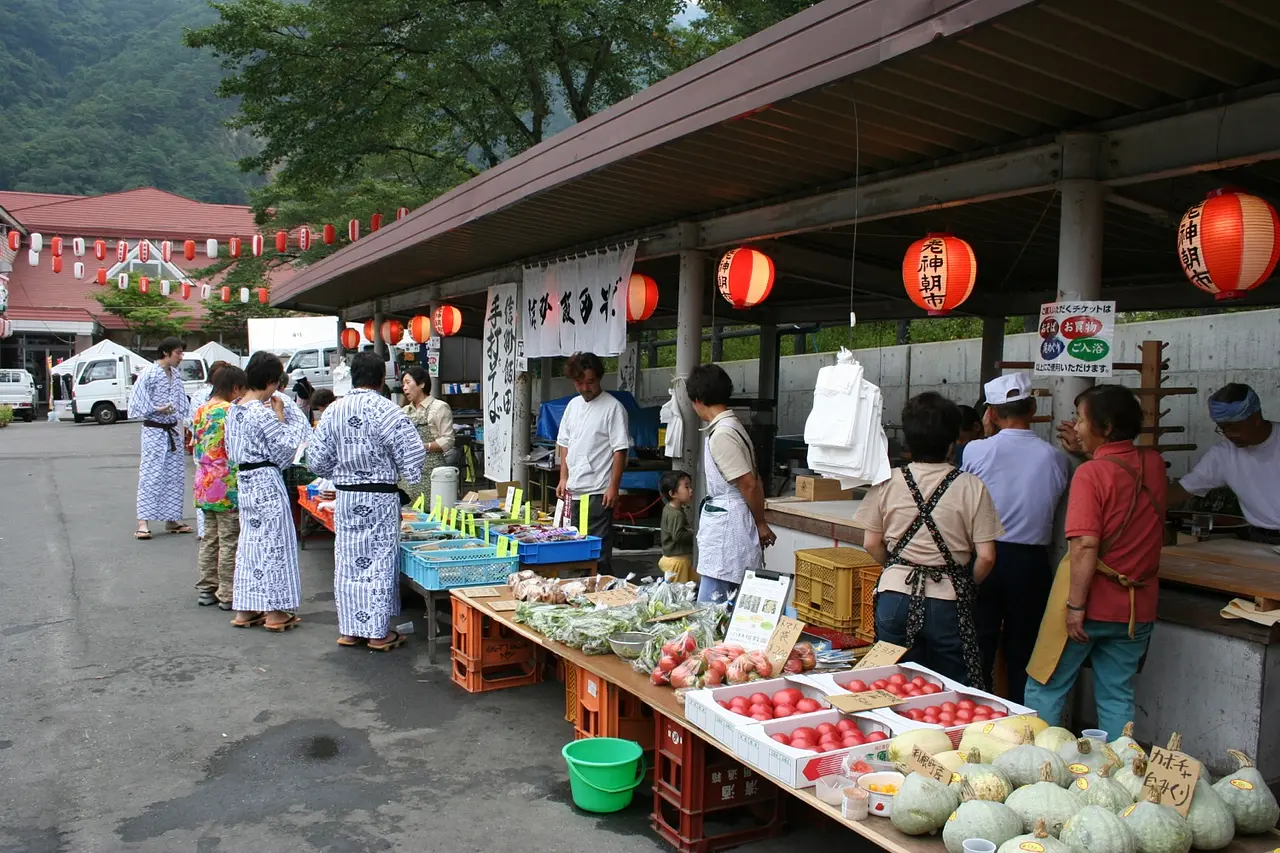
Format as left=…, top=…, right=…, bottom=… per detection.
left=659, top=378, right=691, bottom=459
left=803, top=348, right=891, bottom=488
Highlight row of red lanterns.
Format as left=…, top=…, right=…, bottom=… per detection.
left=338, top=305, right=466, bottom=349
left=92, top=270, right=268, bottom=303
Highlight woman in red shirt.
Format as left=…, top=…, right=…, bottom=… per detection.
left=1025, top=385, right=1166, bottom=737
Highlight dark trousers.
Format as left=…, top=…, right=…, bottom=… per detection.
left=875, top=591, right=970, bottom=687
left=976, top=541, right=1052, bottom=704
left=587, top=493, right=615, bottom=577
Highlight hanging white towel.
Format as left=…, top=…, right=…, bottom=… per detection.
left=804, top=356, right=863, bottom=447
left=802, top=348, right=891, bottom=488
left=659, top=379, right=690, bottom=459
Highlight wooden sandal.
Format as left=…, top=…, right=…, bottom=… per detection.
left=134, top=530, right=152, bottom=540
left=263, top=615, right=302, bottom=632
left=166, top=523, right=194, bottom=534
left=337, top=636, right=365, bottom=647
left=367, top=630, right=407, bottom=652
left=232, top=612, right=266, bottom=628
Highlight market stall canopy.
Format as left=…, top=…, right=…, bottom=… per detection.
left=190, top=341, right=245, bottom=368
left=52, top=339, right=151, bottom=377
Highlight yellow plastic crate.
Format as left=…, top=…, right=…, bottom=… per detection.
left=858, top=564, right=883, bottom=635
left=564, top=660, right=579, bottom=724
left=793, top=548, right=880, bottom=631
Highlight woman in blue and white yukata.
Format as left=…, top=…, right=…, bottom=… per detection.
left=225, top=352, right=310, bottom=632
left=308, top=352, right=425, bottom=652
left=130, top=337, right=192, bottom=540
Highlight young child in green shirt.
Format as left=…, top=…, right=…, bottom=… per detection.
left=659, top=470, right=696, bottom=583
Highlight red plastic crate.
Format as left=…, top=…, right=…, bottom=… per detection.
left=450, top=650, right=542, bottom=693
left=575, top=668, right=657, bottom=750
left=654, top=714, right=778, bottom=814
left=651, top=790, right=784, bottom=853
left=450, top=597, right=533, bottom=664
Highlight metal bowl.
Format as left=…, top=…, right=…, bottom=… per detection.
left=608, top=632, right=653, bottom=660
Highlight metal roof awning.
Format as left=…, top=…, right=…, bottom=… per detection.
left=274, top=0, right=1280, bottom=320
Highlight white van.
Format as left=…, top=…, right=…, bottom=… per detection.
left=0, top=369, right=38, bottom=422
left=178, top=357, right=207, bottom=399
left=284, top=345, right=398, bottom=393
left=70, top=354, right=135, bottom=425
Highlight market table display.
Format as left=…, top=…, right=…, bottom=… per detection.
left=448, top=583, right=1280, bottom=853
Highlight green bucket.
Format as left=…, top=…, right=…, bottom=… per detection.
left=561, top=737, right=646, bottom=813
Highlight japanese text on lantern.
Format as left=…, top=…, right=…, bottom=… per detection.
left=1177, top=202, right=1214, bottom=291
left=916, top=238, right=947, bottom=310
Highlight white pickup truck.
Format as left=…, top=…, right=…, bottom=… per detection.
left=0, top=369, right=38, bottom=422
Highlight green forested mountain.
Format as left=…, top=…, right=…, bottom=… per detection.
left=0, top=0, right=262, bottom=203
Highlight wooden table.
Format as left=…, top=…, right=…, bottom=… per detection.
left=1159, top=540, right=1280, bottom=610
left=449, top=589, right=1280, bottom=853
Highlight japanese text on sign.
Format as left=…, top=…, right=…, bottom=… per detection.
left=1034, top=300, right=1116, bottom=378
left=483, top=283, right=519, bottom=482
left=905, top=745, right=954, bottom=783
left=1141, top=746, right=1200, bottom=816
left=915, top=237, right=949, bottom=311
left=1177, top=201, right=1216, bottom=295
left=521, top=243, right=636, bottom=358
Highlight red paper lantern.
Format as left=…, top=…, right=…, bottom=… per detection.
left=0, top=318, right=11, bottom=339
left=258, top=287, right=269, bottom=304
left=363, top=319, right=376, bottom=342
left=96, top=267, right=107, bottom=286
left=370, top=213, right=383, bottom=233
left=396, top=207, right=409, bottom=220
left=5, top=232, right=18, bottom=251
left=220, top=286, right=231, bottom=302
left=322, top=224, right=336, bottom=245
left=381, top=319, right=404, bottom=345
left=139, top=276, right=150, bottom=294
left=93, top=239, right=106, bottom=260
left=433, top=304, right=463, bottom=337
left=716, top=247, right=775, bottom=309
left=52, top=256, right=63, bottom=274
left=408, top=314, right=432, bottom=343
left=299, top=226, right=312, bottom=251
left=50, top=236, right=63, bottom=257
left=72, top=237, right=85, bottom=257
left=275, top=230, right=288, bottom=253
left=139, top=241, right=150, bottom=263
left=229, top=237, right=242, bottom=258
left=181, top=282, right=192, bottom=300
left=901, top=233, right=977, bottom=316
left=626, top=273, right=659, bottom=322
left=1177, top=189, right=1280, bottom=301
left=160, top=240, right=172, bottom=263
left=116, top=240, right=128, bottom=263
left=340, top=327, right=360, bottom=350
left=348, top=219, right=360, bottom=242
left=251, top=234, right=264, bottom=257
left=73, top=261, right=84, bottom=280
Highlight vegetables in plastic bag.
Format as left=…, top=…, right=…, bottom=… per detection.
left=669, top=657, right=706, bottom=689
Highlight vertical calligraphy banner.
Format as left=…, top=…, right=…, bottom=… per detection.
left=521, top=243, right=635, bottom=358
left=617, top=341, right=639, bottom=395
left=483, top=283, right=519, bottom=483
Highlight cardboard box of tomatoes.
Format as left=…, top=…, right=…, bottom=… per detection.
left=802, top=662, right=963, bottom=698
left=684, top=677, right=835, bottom=749
left=869, top=688, right=1034, bottom=747
left=734, top=709, right=896, bottom=789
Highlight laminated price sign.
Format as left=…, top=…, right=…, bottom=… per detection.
left=1034, top=301, right=1116, bottom=378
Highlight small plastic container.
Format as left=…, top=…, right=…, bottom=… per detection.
left=815, top=774, right=856, bottom=806
left=858, top=771, right=904, bottom=818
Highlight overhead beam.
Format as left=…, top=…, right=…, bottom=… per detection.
left=338, top=264, right=525, bottom=319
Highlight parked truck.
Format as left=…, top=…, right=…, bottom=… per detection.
left=248, top=317, right=402, bottom=393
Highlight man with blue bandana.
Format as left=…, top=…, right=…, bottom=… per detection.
left=1169, top=383, right=1280, bottom=542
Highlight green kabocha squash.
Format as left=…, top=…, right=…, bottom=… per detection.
left=995, top=743, right=1072, bottom=789
left=997, top=818, right=1072, bottom=853
left=1165, top=733, right=1213, bottom=784
left=944, top=779, right=1026, bottom=853
left=1109, top=722, right=1145, bottom=762
left=1121, top=787, right=1192, bottom=853
left=1211, top=748, right=1280, bottom=835
left=1181, top=776, right=1235, bottom=850
left=1005, top=761, right=1082, bottom=837
left=892, top=770, right=962, bottom=836
left=1037, top=726, right=1078, bottom=754
left=1072, top=762, right=1135, bottom=812
left=1059, top=737, right=1117, bottom=777
left=1061, top=804, right=1138, bottom=853
left=1115, top=756, right=1149, bottom=801
left=951, top=747, right=1014, bottom=803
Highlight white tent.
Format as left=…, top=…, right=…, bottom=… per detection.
left=190, top=341, right=246, bottom=367
left=53, top=339, right=151, bottom=378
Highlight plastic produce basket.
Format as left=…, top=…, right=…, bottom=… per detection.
left=793, top=548, right=880, bottom=631
left=858, top=564, right=883, bottom=631
left=400, top=544, right=518, bottom=589
left=485, top=530, right=603, bottom=564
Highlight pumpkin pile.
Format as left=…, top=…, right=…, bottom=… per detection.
left=885, top=722, right=1279, bottom=853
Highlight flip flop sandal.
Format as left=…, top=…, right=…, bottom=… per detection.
left=263, top=616, right=303, bottom=633
left=367, top=631, right=407, bottom=652
left=134, top=530, right=152, bottom=540
left=336, top=636, right=366, bottom=647
left=232, top=613, right=266, bottom=628
left=166, top=524, right=194, bottom=534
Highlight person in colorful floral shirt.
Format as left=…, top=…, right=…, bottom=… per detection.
left=193, top=365, right=247, bottom=609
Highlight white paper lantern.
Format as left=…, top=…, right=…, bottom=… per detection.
left=161, top=279, right=171, bottom=296
left=72, top=237, right=85, bottom=257
left=30, top=233, right=43, bottom=252
left=27, top=249, right=39, bottom=266
left=160, top=241, right=172, bottom=263
left=240, top=287, right=250, bottom=303
left=73, top=262, right=85, bottom=280
left=117, top=273, right=129, bottom=290
left=206, top=239, right=218, bottom=258
left=200, top=284, right=211, bottom=299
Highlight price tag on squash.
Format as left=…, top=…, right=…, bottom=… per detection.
left=827, top=690, right=904, bottom=713
left=853, top=641, right=909, bottom=670
left=764, top=616, right=805, bottom=675
left=904, top=745, right=953, bottom=783
left=1140, top=745, right=1200, bottom=816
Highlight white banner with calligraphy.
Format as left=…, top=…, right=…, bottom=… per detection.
left=617, top=341, right=639, bottom=395
left=1033, top=301, right=1116, bottom=378
left=483, top=283, right=520, bottom=483
left=522, top=243, right=636, bottom=358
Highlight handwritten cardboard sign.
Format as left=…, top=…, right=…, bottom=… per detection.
left=461, top=587, right=501, bottom=598
left=1140, top=745, right=1200, bottom=816
left=827, top=690, right=905, bottom=713
left=649, top=607, right=699, bottom=624
left=905, top=745, right=954, bottom=784
left=765, top=616, right=805, bottom=675
left=584, top=588, right=639, bottom=607
left=854, top=641, right=909, bottom=670
left=489, top=600, right=520, bottom=613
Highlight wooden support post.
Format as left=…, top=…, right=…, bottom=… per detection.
left=1137, top=339, right=1164, bottom=447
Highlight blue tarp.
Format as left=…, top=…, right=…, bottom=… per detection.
left=536, top=391, right=660, bottom=448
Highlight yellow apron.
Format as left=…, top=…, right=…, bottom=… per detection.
left=1026, top=452, right=1163, bottom=685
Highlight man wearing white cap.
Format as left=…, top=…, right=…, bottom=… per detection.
left=1167, top=383, right=1280, bottom=543
left=961, top=372, right=1071, bottom=702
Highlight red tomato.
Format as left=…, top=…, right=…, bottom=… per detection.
left=729, top=696, right=749, bottom=708
left=819, top=734, right=840, bottom=747
left=871, top=679, right=888, bottom=690
left=887, top=673, right=907, bottom=686
left=905, top=709, right=923, bottom=721
left=921, top=683, right=942, bottom=695
left=750, top=712, right=771, bottom=721
left=847, top=731, right=867, bottom=744
left=910, top=676, right=928, bottom=688
left=866, top=731, right=889, bottom=742
left=925, top=706, right=941, bottom=716
left=923, top=714, right=939, bottom=725
left=772, top=705, right=795, bottom=718
left=955, top=709, right=973, bottom=723
left=836, top=719, right=858, bottom=733
left=749, top=704, right=773, bottom=719
left=885, top=684, right=903, bottom=696
left=772, top=689, right=800, bottom=707
left=791, top=726, right=817, bottom=742
left=938, top=712, right=955, bottom=724
left=795, top=698, right=821, bottom=713
left=770, top=733, right=790, bottom=744
left=940, top=701, right=957, bottom=713
left=842, top=737, right=861, bottom=749
left=957, top=699, right=976, bottom=711
left=972, top=708, right=990, bottom=720
left=906, top=686, right=922, bottom=696
left=846, top=679, right=868, bottom=693
left=790, top=739, right=812, bottom=751
left=814, top=744, right=831, bottom=753
left=717, top=700, right=731, bottom=709
left=749, top=692, right=771, bottom=706
left=990, top=711, right=1007, bottom=719
left=816, top=722, right=837, bottom=736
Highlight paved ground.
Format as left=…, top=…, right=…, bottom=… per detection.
left=0, top=420, right=841, bottom=853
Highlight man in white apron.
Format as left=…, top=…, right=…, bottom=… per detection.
left=687, top=364, right=775, bottom=604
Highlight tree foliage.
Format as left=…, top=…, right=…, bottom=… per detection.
left=186, top=253, right=291, bottom=344
left=92, top=275, right=192, bottom=340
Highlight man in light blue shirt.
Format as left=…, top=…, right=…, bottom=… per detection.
left=961, top=372, right=1071, bottom=703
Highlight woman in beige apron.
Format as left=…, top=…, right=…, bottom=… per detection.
left=397, top=367, right=454, bottom=503
left=1025, top=385, right=1165, bottom=737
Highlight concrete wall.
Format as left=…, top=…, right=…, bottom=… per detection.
left=533, top=309, right=1280, bottom=477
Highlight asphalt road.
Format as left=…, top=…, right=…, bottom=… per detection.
left=0, top=420, right=837, bottom=853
